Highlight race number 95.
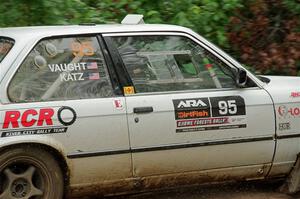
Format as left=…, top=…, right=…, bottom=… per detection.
left=218, top=100, right=237, bottom=115
left=211, top=96, right=246, bottom=117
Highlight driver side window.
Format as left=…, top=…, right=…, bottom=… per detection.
left=111, top=35, right=237, bottom=93
left=8, top=36, right=114, bottom=102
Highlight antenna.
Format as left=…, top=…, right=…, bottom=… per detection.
left=121, top=14, right=144, bottom=25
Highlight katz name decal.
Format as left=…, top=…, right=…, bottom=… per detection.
left=1, top=106, right=76, bottom=138
left=173, top=96, right=246, bottom=133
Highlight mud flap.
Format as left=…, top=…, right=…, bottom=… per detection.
left=279, top=154, right=300, bottom=194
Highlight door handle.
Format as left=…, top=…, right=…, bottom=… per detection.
left=133, top=106, right=154, bottom=114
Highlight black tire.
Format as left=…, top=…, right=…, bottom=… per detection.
left=0, top=146, right=64, bottom=199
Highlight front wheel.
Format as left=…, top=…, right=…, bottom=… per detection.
left=0, top=146, right=64, bottom=199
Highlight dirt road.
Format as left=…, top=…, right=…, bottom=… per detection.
left=75, top=181, right=300, bottom=199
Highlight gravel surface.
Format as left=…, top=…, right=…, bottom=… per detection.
left=74, top=181, right=300, bottom=199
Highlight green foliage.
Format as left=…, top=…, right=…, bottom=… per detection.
left=0, top=0, right=94, bottom=26
left=283, top=0, right=300, bottom=16
left=86, top=0, right=243, bottom=47
left=0, top=0, right=242, bottom=47
left=228, top=0, right=300, bottom=76
left=0, top=0, right=298, bottom=76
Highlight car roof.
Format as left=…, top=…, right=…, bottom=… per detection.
left=0, top=23, right=265, bottom=93
left=0, top=24, right=194, bottom=40
left=0, top=24, right=198, bottom=83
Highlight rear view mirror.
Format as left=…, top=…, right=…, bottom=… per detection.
left=236, top=68, right=247, bottom=87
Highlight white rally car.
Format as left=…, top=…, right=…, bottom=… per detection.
left=0, top=15, right=300, bottom=199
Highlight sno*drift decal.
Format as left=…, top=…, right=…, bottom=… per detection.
left=0, top=106, right=77, bottom=137
left=173, top=96, right=246, bottom=133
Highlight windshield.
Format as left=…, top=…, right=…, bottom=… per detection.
left=0, top=37, right=14, bottom=63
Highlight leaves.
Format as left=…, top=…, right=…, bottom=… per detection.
left=0, top=0, right=298, bottom=75
left=228, top=0, right=300, bottom=75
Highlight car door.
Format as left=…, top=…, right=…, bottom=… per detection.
left=104, top=32, right=276, bottom=179
left=0, top=35, right=132, bottom=185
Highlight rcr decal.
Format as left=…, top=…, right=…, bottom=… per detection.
left=1, top=127, right=68, bottom=138
left=1, top=106, right=77, bottom=137
left=2, top=108, right=54, bottom=129
left=173, top=96, right=246, bottom=133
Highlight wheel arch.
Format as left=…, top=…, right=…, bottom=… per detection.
left=0, top=137, right=71, bottom=192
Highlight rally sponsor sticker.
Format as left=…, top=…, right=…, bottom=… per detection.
left=291, top=92, right=300, bottom=98
left=173, top=96, right=247, bottom=133
left=113, top=99, right=123, bottom=109
left=0, top=106, right=77, bottom=138
left=278, top=122, right=291, bottom=131
left=173, top=98, right=210, bottom=119
left=124, top=86, right=135, bottom=95
left=278, top=105, right=300, bottom=118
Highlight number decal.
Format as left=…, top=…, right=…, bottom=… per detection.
left=218, top=100, right=238, bottom=115
left=173, top=96, right=245, bottom=118
left=218, top=101, right=228, bottom=115
left=210, top=96, right=245, bottom=117
left=228, top=100, right=237, bottom=114
left=173, top=96, right=247, bottom=133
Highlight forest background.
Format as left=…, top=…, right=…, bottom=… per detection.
left=0, top=0, right=299, bottom=76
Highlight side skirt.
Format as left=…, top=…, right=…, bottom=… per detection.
left=68, top=163, right=273, bottom=198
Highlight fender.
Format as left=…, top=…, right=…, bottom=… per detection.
left=0, top=135, right=71, bottom=168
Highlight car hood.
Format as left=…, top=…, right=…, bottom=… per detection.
left=262, top=75, right=300, bottom=103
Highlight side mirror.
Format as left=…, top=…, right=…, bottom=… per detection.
left=236, top=68, right=247, bottom=87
